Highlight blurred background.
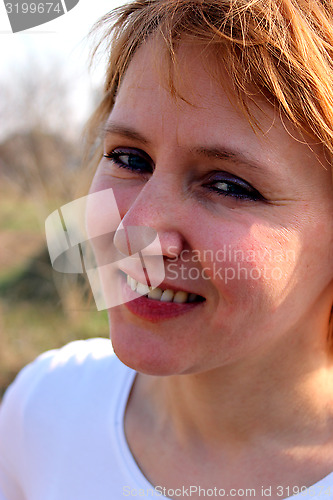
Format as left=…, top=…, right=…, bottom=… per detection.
left=0, top=0, right=123, bottom=397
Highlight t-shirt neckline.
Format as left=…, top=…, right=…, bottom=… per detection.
left=113, top=361, right=333, bottom=500
left=114, top=368, right=170, bottom=497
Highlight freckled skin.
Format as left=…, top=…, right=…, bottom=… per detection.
left=90, top=41, right=333, bottom=377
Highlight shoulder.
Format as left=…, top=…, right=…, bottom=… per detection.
left=1, top=338, right=113, bottom=402
left=0, top=338, right=133, bottom=433
left=0, top=340, right=136, bottom=499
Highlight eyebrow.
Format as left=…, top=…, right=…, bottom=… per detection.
left=191, top=146, right=265, bottom=172
left=102, top=122, right=265, bottom=172
left=102, top=122, right=149, bottom=145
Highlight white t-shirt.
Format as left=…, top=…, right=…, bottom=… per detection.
left=0, top=338, right=333, bottom=500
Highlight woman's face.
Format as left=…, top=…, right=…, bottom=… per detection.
left=90, top=41, right=333, bottom=376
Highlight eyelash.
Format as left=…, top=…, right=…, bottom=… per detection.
left=103, top=149, right=263, bottom=201
left=104, top=149, right=153, bottom=173
left=204, top=180, right=263, bottom=201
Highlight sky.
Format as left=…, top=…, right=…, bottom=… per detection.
left=0, top=0, right=124, bottom=137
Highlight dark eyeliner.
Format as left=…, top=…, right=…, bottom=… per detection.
left=204, top=172, right=264, bottom=201
left=103, top=148, right=153, bottom=173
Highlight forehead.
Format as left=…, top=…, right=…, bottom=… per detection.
left=116, top=38, right=238, bottom=120
left=110, top=38, right=333, bottom=195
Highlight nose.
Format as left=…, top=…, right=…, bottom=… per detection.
left=113, top=175, right=185, bottom=260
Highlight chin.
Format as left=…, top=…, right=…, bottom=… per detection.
left=108, top=309, right=193, bottom=376
left=111, top=337, right=182, bottom=376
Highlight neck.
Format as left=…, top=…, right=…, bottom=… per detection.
left=137, top=331, right=333, bottom=450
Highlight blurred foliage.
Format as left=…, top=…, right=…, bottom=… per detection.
left=0, top=130, right=80, bottom=201
left=0, top=60, right=108, bottom=400
left=0, top=189, right=109, bottom=400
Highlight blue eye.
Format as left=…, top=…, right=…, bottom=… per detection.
left=103, top=148, right=153, bottom=173
left=205, top=174, right=263, bottom=201
left=104, top=151, right=263, bottom=202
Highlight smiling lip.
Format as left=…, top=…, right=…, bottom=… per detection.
left=121, top=275, right=205, bottom=322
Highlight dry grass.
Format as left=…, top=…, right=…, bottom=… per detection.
left=0, top=188, right=109, bottom=399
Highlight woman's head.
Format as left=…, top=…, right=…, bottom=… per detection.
left=87, top=0, right=333, bottom=374
left=89, top=0, right=333, bottom=164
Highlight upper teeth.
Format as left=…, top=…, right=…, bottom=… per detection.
left=126, top=275, right=199, bottom=304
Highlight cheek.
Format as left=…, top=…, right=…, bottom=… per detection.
left=90, top=165, right=142, bottom=220
left=201, top=223, right=300, bottom=308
